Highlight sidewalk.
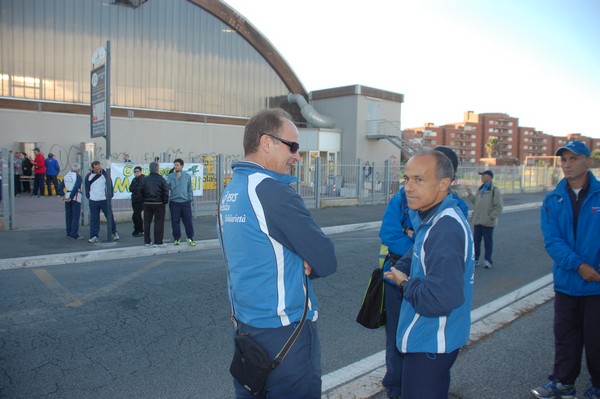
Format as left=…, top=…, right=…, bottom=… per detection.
left=0, top=197, right=385, bottom=270
left=0, top=192, right=546, bottom=269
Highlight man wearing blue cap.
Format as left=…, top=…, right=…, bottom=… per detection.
left=468, top=169, right=503, bottom=269
left=531, top=140, right=600, bottom=399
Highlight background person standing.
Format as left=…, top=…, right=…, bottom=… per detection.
left=531, top=140, right=600, bottom=399
left=13, top=151, right=23, bottom=196
left=58, top=163, right=84, bottom=240
left=129, top=166, right=145, bottom=237
left=21, top=154, right=32, bottom=193
left=139, top=162, right=169, bottom=247
left=31, top=147, right=46, bottom=197
left=167, top=158, right=195, bottom=246
left=45, top=153, right=60, bottom=196
left=468, top=169, right=503, bottom=269
left=85, top=161, right=119, bottom=243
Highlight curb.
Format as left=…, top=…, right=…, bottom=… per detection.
left=0, top=239, right=220, bottom=271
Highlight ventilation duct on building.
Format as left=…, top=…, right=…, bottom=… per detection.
left=287, top=93, right=335, bottom=128
left=113, top=0, right=147, bottom=8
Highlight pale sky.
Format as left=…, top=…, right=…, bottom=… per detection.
left=224, top=0, right=600, bottom=139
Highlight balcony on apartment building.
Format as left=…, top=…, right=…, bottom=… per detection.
left=489, top=129, right=513, bottom=137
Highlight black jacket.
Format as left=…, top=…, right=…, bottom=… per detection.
left=139, top=173, right=169, bottom=204
left=22, top=157, right=33, bottom=176
left=129, top=175, right=144, bottom=204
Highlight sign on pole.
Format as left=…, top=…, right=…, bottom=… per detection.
left=90, top=46, right=107, bottom=138
left=90, top=42, right=114, bottom=242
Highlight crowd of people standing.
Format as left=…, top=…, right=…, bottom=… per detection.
left=2, top=149, right=198, bottom=248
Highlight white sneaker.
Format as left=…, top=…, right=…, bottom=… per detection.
left=88, top=236, right=100, bottom=243
left=113, top=232, right=120, bottom=241
left=484, top=260, right=493, bottom=269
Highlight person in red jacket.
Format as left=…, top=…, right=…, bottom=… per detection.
left=31, top=147, right=46, bottom=197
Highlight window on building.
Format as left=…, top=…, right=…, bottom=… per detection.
left=0, top=0, right=291, bottom=118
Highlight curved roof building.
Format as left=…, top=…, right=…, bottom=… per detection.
left=0, top=0, right=403, bottom=167
left=0, top=0, right=305, bottom=124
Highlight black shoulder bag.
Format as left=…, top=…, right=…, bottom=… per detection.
left=356, top=258, right=387, bottom=329
left=218, top=200, right=309, bottom=395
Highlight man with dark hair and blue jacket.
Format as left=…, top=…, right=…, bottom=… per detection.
left=531, top=140, right=600, bottom=399
left=218, top=108, right=337, bottom=399
left=385, top=150, right=474, bottom=399
left=378, top=146, right=468, bottom=399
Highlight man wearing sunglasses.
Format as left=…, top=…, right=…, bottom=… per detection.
left=219, top=108, right=337, bottom=398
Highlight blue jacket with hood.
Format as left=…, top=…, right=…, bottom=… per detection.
left=218, top=161, right=337, bottom=328
left=541, top=171, right=600, bottom=296
left=395, top=194, right=474, bottom=354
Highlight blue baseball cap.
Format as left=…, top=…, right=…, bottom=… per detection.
left=479, top=170, right=494, bottom=179
left=555, top=140, right=590, bottom=157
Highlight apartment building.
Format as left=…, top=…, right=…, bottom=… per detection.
left=440, top=122, right=481, bottom=165
left=401, top=123, right=443, bottom=151
left=404, top=111, right=599, bottom=164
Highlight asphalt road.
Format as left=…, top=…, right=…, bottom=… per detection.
left=0, top=207, right=565, bottom=398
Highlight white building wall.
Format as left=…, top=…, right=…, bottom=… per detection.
left=311, top=92, right=402, bottom=164
left=0, top=109, right=245, bottom=171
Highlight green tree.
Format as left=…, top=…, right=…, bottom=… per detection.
left=591, top=149, right=600, bottom=168
left=485, top=136, right=501, bottom=158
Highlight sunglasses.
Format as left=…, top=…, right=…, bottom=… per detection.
left=264, top=133, right=300, bottom=154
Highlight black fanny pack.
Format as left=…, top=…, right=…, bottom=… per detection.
left=228, top=280, right=308, bottom=395
left=229, top=332, right=274, bottom=395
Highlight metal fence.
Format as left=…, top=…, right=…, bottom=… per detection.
left=0, top=154, right=589, bottom=217
left=161, top=156, right=595, bottom=216
left=2, top=148, right=599, bottom=229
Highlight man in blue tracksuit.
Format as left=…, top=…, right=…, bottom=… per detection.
left=218, top=108, right=337, bottom=399
left=385, top=150, right=474, bottom=399
left=531, top=140, right=600, bottom=399
left=378, top=146, right=468, bottom=399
